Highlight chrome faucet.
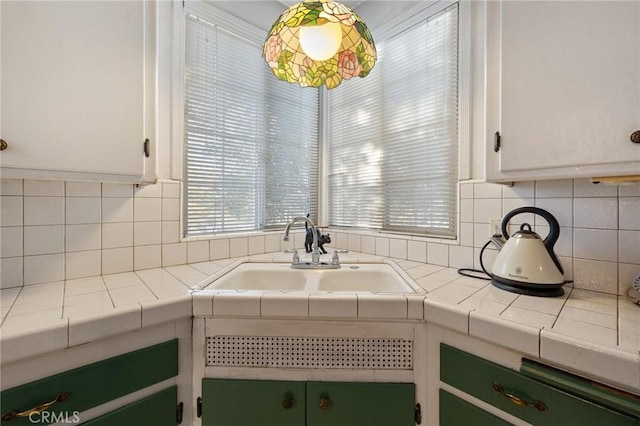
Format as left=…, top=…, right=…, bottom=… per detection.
left=283, top=216, right=339, bottom=269
left=283, top=216, right=320, bottom=264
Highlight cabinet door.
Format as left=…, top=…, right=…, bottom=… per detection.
left=440, top=344, right=637, bottom=426
left=0, top=340, right=178, bottom=426
left=0, top=1, right=152, bottom=182
left=81, top=386, right=177, bottom=426
left=487, top=1, right=640, bottom=181
left=306, top=381, right=415, bottom=426
left=439, top=390, right=510, bottom=426
left=201, top=379, right=305, bottom=426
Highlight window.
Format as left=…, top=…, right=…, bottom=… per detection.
left=183, top=6, right=319, bottom=237
left=327, top=3, right=460, bottom=237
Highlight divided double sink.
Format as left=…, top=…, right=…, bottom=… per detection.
left=207, top=262, right=417, bottom=293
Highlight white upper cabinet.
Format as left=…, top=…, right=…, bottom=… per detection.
left=1, top=1, right=156, bottom=183
left=485, top=1, right=640, bottom=182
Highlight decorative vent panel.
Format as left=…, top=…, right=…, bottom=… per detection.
left=206, top=336, right=413, bottom=370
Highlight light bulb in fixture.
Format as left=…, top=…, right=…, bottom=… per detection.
left=299, top=21, right=342, bottom=61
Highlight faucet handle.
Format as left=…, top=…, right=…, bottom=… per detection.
left=284, top=249, right=300, bottom=265
left=330, top=250, right=341, bottom=266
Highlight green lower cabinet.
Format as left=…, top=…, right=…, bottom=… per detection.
left=0, top=340, right=179, bottom=426
left=201, top=379, right=415, bottom=426
left=82, top=386, right=177, bottom=426
left=439, top=389, right=510, bottom=426
left=306, top=381, right=415, bottom=426
left=440, top=344, right=639, bottom=426
left=202, top=379, right=305, bottom=426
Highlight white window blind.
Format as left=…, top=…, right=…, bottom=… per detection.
left=184, top=12, right=319, bottom=236
left=328, top=3, right=459, bottom=237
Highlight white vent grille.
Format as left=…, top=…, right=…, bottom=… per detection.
left=206, top=336, right=413, bottom=370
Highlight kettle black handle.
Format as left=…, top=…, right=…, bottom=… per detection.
left=501, top=206, right=563, bottom=274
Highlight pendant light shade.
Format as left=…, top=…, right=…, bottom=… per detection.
left=263, top=0, right=376, bottom=89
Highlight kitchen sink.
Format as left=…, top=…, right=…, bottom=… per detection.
left=316, top=265, right=415, bottom=292
left=207, top=262, right=416, bottom=293
left=209, top=263, right=307, bottom=291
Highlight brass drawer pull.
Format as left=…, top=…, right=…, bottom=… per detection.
left=1, top=392, right=70, bottom=422
left=631, top=130, right=640, bottom=144
left=491, top=382, right=547, bottom=412
left=0, top=139, right=7, bottom=151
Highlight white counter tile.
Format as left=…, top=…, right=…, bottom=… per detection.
left=1, top=308, right=63, bottom=333
left=1, top=319, right=69, bottom=364
left=101, top=272, right=145, bottom=289
left=406, top=295, right=425, bottom=320
left=0, top=287, right=21, bottom=312
left=499, top=306, right=556, bottom=329
left=558, top=305, right=617, bottom=329
left=189, top=261, right=226, bottom=276
left=469, top=311, right=540, bottom=358
left=64, top=290, right=113, bottom=308
left=308, top=293, right=357, bottom=319
left=509, top=294, right=566, bottom=316
left=424, top=290, right=468, bottom=305
left=261, top=292, right=309, bottom=318
left=69, top=304, right=141, bottom=346
left=619, top=331, right=640, bottom=352
left=424, top=299, right=468, bottom=334
left=109, top=285, right=157, bottom=308
left=405, top=264, right=445, bottom=280
left=141, top=294, right=192, bottom=327
left=135, top=269, right=191, bottom=298
left=458, top=297, right=508, bottom=316
left=415, top=276, right=451, bottom=292
left=213, top=291, right=262, bottom=317
left=540, top=329, right=640, bottom=393
left=63, top=301, right=115, bottom=319
left=1, top=252, right=638, bottom=394
left=163, top=264, right=208, bottom=286
left=471, top=285, right=520, bottom=305
left=552, top=317, right=618, bottom=347
left=357, top=294, right=407, bottom=319
left=438, top=282, right=483, bottom=297
left=192, top=292, right=214, bottom=316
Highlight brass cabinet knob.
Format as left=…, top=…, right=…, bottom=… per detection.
left=319, top=397, right=330, bottom=410
left=282, top=398, right=293, bottom=410
left=0, top=139, right=7, bottom=151
left=631, top=130, right=640, bottom=144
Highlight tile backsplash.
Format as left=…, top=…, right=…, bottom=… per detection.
left=1, top=178, right=639, bottom=296
left=330, top=179, right=640, bottom=297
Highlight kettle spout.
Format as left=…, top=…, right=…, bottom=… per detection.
left=490, top=235, right=505, bottom=250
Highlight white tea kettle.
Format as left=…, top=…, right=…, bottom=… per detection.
left=490, top=207, right=565, bottom=297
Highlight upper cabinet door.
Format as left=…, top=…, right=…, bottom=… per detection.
left=486, top=1, right=640, bottom=182
left=1, top=1, right=155, bottom=183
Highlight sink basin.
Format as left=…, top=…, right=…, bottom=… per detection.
left=210, top=263, right=307, bottom=290
left=316, top=265, right=414, bottom=293
left=207, top=262, right=416, bottom=293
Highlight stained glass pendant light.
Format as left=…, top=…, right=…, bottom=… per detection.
left=263, top=0, right=376, bottom=89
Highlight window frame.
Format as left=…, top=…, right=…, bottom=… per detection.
left=318, top=0, right=472, bottom=239
left=174, top=0, right=320, bottom=238
left=172, top=0, right=472, bottom=241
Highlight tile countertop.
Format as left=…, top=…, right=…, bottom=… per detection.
left=1, top=252, right=639, bottom=393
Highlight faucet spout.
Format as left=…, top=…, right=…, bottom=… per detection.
left=283, top=216, right=320, bottom=264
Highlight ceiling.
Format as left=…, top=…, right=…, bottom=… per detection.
left=206, top=1, right=420, bottom=34
left=278, top=0, right=366, bottom=8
